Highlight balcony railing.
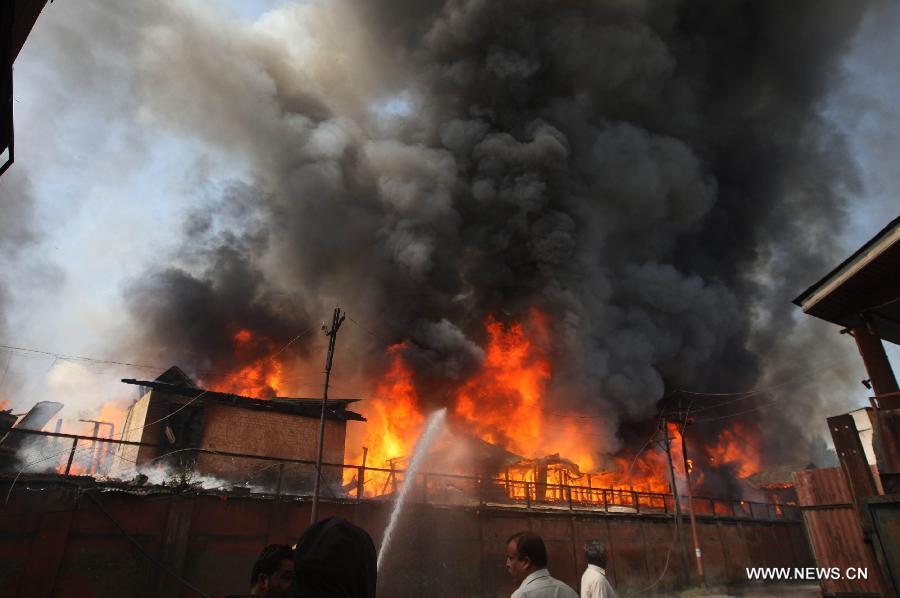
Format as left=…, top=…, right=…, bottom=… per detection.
left=0, top=428, right=799, bottom=521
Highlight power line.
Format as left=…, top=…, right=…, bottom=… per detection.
left=692, top=395, right=787, bottom=423
left=671, top=356, right=856, bottom=404
left=0, top=329, right=339, bottom=400
left=623, top=417, right=663, bottom=483
left=4, top=325, right=325, bottom=499
left=0, top=328, right=315, bottom=382
left=0, top=343, right=167, bottom=372
left=625, top=408, right=691, bottom=597
left=346, top=316, right=447, bottom=370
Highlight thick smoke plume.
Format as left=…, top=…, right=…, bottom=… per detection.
left=115, top=0, right=872, bottom=474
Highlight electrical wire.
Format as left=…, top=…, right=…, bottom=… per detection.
left=671, top=356, right=855, bottom=404
left=4, top=326, right=322, bottom=502
left=0, top=329, right=315, bottom=384
left=623, top=417, right=662, bottom=483
left=549, top=357, right=855, bottom=425
left=625, top=407, right=691, bottom=597
left=692, top=395, right=787, bottom=422
left=346, top=316, right=448, bottom=370
left=0, top=343, right=167, bottom=372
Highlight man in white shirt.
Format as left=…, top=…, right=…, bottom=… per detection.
left=580, top=540, right=616, bottom=598
left=506, top=531, right=579, bottom=598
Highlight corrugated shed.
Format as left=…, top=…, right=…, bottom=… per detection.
left=794, top=467, right=882, bottom=596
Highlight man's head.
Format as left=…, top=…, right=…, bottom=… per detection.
left=250, top=544, right=294, bottom=597
left=291, top=517, right=377, bottom=598
left=584, top=540, right=608, bottom=568
left=506, top=531, right=547, bottom=585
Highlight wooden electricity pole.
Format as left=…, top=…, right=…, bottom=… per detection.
left=678, top=402, right=706, bottom=587
left=661, top=417, right=692, bottom=586
left=310, top=307, right=345, bottom=525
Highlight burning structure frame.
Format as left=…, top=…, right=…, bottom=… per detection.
left=1, top=426, right=798, bottom=523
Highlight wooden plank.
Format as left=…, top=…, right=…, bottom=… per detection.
left=828, top=414, right=879, bottom=517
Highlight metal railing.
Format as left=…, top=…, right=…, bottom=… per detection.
left=0, top=428, right=800, bottom=521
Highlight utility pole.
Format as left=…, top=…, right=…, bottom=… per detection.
left=678, top=399, right=706, bottom=587
left=310, top=307, right=345, bottom=525
left=661, top=416, right=692, bottom=586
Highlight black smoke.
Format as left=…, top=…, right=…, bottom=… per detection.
left=121, top=0, right=872, bottom=470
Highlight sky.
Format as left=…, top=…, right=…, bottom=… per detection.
left=0, top=0, right=897, bottom=436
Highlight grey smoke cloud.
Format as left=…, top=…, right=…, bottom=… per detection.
left=1, top=0, right=890, bottom=483
left=121, top=1, right=873, bottom=461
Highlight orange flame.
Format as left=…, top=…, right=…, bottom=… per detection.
left=364, top=343, right=425, bottom=468
left=454, top=311, right=550, bottom=456
left=303, top=309, right=761, bottom=506
left=210, top=329, right=285, bottom=398
left=704, top=422, right=761, bottom=479
left=345, top=343, right=425, bottom=494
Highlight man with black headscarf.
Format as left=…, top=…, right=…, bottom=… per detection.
left=290, top=517, right=377, bottom=598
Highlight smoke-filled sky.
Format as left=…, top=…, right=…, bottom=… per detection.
left=1, top=0, right=899, bottom=465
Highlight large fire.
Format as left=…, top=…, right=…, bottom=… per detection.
left=455, top=311, right=550, bottom=457
left=348, top=343, right=425, bottom=493
left=704, top=422, right=762, bottom=479
left=41, top=309, right=762, bottom=507
left=47, top=400, right=129, bottom=477
left=347, top=310, right=763, bottom=506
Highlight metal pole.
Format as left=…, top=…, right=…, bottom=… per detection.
left=310, top=307, right=345, bottom=525
left=680, top=418, right=706, bottom=586
left=65, top=438, right=78, bottom=475
left=356, top=446, right=368, bottom=502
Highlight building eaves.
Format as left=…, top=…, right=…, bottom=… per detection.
left=121, top=378, right=366, bottom=422
left=793, top=214, right=900, bottom=344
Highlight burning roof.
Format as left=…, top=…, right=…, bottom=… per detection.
left=746, top=462, right=815, bottom=490
left=122, top=367, right=365, bottom=422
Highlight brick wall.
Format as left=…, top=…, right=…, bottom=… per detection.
left=116, top=393, right=349, bottom=492
left=196, top=404, right=348, bottom=493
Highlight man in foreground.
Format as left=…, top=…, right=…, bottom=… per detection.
left=580, top=540, right=616, bottom=598
left=506, top=531, right=578, bottom=598
left=249, top=544, right=294, bottom=597
left=291, top=516, right=377, bottom=598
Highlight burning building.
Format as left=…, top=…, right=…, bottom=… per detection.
left=115, top=366, right=365, bottom=493
left=104, top=0, right=877, bottom=513
left=0, top=0, right=883, bottom=593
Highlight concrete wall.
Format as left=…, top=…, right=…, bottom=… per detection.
left=0, top=481, right=812, bottom=597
